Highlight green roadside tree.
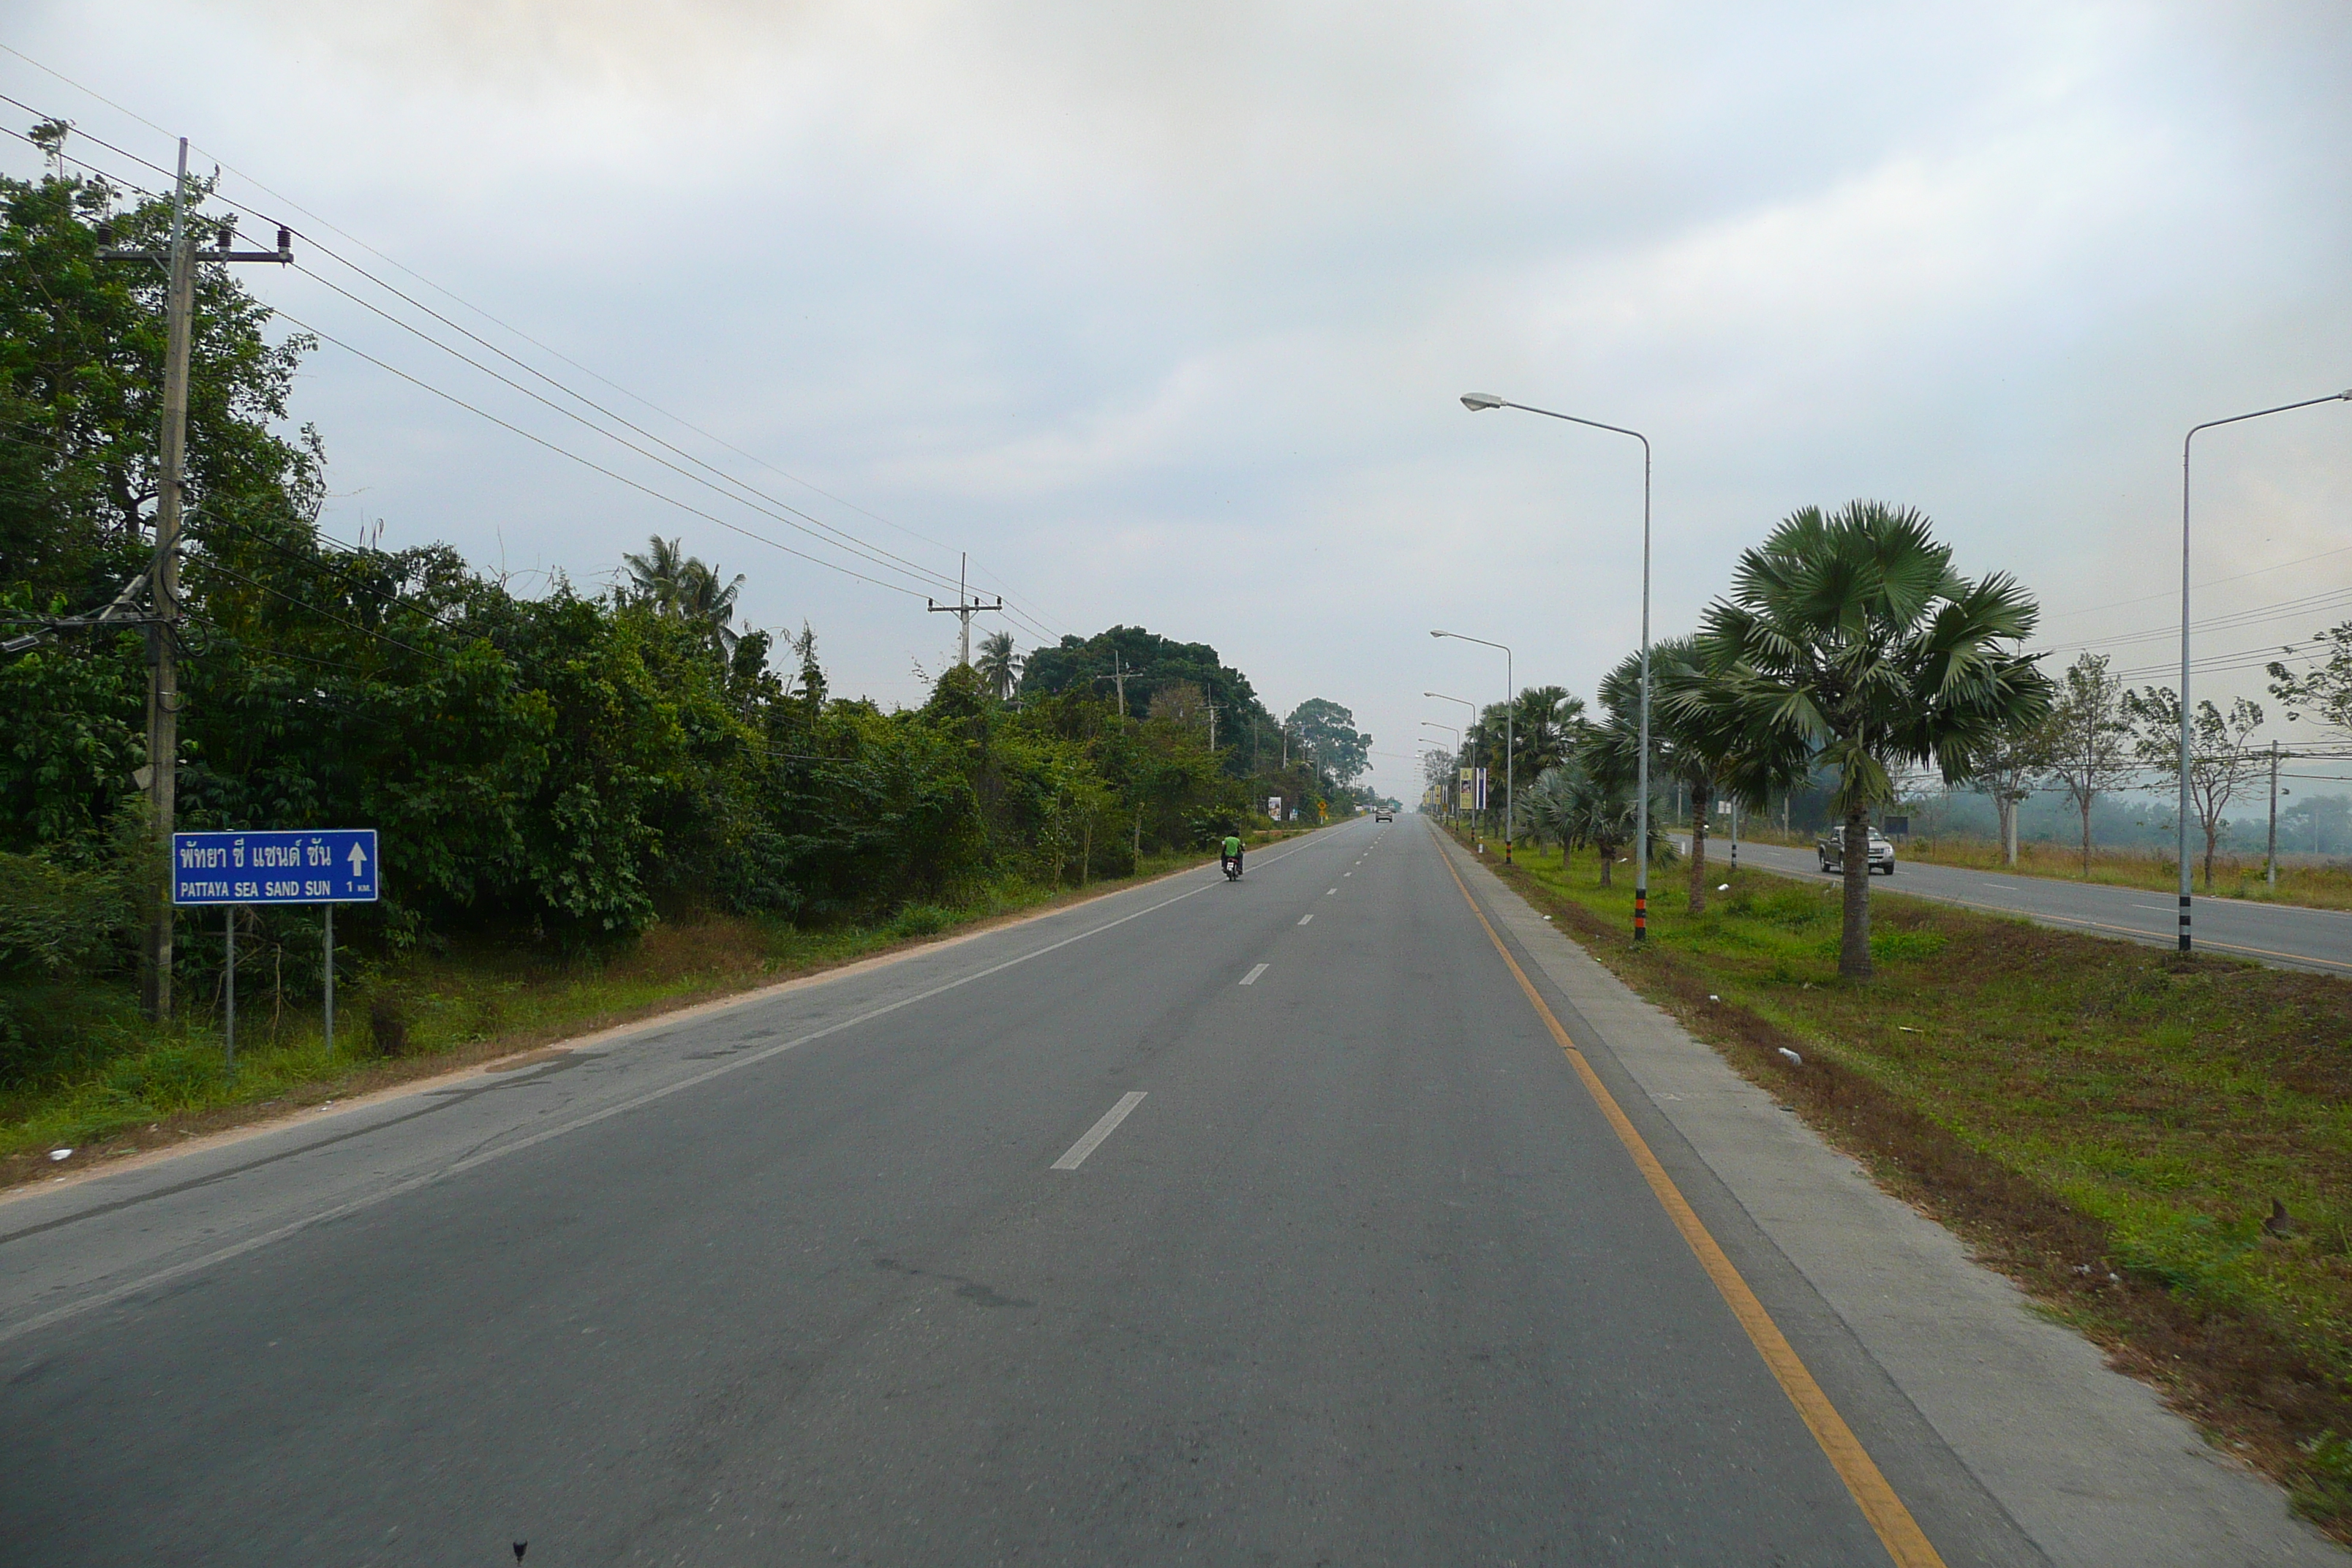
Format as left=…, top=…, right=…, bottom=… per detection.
left=1284, top=698, right=1371, bottom=785
left=2122, top=686, right=2264, bottom=892
left=2269, top=620, right=2352, bottom=741
left=2041, top=652, right=2133, bottom=876
left=1689, top=502, right=2050, bottom=979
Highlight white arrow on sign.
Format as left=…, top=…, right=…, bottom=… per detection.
left=347, top=842, right=369, bottom=877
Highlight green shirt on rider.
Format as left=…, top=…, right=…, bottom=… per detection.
left=1222, top=834, right=1243, bottom=859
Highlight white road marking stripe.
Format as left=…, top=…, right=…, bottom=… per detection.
left=1297, top=914, right=1313, bottom=925
left=1052, top=1091, right=1147, bottom=1170
left=1, top=839, right=1344, bottom=1348
left=1327, top=888, right=1336, bottom=895
left=1240, top=962, right=1270, bottom=985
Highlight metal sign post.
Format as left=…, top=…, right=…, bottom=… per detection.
left=172, top=829, right=380, bottom=1071
left=224, top=906, right=235, bottom=1081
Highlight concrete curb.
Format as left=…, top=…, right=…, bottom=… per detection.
left=1436, top=828, right=2344, bottom=1567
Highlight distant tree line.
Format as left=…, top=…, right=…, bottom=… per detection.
left=0, top=158, right=1374, bottom=1078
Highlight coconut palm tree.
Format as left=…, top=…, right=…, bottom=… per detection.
left=621, top=535, right=690, bottom=613
left=675, top=559, right=746, bottom=654
left=620, top=535, right=745, bottom=653
left=976, top=630, right=1022, bottom=702
left=1686, top=501, right=2051, bottom=979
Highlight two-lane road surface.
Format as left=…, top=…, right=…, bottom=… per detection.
left=4, top=818, right=2332, bottom=1564
left=1681, top=834, right=2352, bottom=976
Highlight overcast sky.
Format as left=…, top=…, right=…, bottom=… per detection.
left=7, top=0, right=2351, bottom=803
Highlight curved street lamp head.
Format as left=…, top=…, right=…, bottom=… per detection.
left=1460, top=393, right=1507, bottom=411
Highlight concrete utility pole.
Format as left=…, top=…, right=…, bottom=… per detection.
left=98, top=140, right=292, bottom=1019
left=1094, top=653, right=1130, bottom=718
left=2266, top=740, right=2282, bottom=890
left=926, top=554, right=1002, bottom=667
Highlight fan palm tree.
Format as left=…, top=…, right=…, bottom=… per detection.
left=1512, top=685, right=1586, bottom=782
left=976, top=630, right=1022, bottom=702
left=1518, top=761, right=1662, bottom=888
left=1587, top=638, right=1764, bottom=916
left=1685, top=501, right=2051, bottom=979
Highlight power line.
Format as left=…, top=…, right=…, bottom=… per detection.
left=2038, top=540, right=2352, bottom=627
left=0, top=69, right=1071, bottom=642
left=279, top=257, right=976, bottom=603
left=2033, top=583, right=2352, bottom=659
left=265, top=302, right=935, bottom=603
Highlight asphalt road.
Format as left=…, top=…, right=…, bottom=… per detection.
left=1680, top=833, right=2352, bottom=977
left=0, top=820, right=2095, bottom=1564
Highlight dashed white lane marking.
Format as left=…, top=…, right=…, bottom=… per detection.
left=1297, top=913, right=1313, bottom=925
left=1240, top=962, right=1270, bottom=985
left=1343, top=871, right=1352, bottom=877
left=1326, top=888, right=1337, bottom=895
left=1052, top=1091, right=1148, bottom=1171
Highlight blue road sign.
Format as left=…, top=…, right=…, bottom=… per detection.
left=172, top=829, right=380, bottom=905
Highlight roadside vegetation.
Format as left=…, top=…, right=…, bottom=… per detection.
left=0, top=831, right=1309, bottom=1186
left=1482, top=832, right=2352, bottom=1539
left=0, top=157, right=1376, bottom=1167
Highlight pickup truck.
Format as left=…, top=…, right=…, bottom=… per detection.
left=1817, top=829, right=1896, bottom=875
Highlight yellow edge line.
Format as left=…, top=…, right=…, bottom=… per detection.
left=1435, top=834, right=1946, bottom=1568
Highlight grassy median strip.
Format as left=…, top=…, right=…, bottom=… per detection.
left=1, top=832, right=1313, bottom=1188
left=1478, top=835, right=2352, bottom=1540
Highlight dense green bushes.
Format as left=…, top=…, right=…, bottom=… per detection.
left=1, top=163, right=1328, bottom=1093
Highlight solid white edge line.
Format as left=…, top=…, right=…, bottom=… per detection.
left=1050, top=1091, right=1148, bottom=1171
left=1240, top=962, right=1270, bottom=985
left=1, top=835, right=1340, bottom=1348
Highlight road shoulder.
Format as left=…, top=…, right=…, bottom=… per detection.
left=1436, top=829, right=2344, bottom=1567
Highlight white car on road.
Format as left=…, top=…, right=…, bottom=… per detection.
left=1817, top=829, right=1896, bottom=875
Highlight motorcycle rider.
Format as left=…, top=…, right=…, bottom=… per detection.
left=1220, top=829, right=1245, bottom=879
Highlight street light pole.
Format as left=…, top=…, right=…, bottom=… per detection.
left=1463, top=394, right=1651, bottom=936
left=1425, top=692, right=1479, bottom=840
left=1433, top=632, right=1513, bottom=862
left=2178, top=388, right=2351, bottom=952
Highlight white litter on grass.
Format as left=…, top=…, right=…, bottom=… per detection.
left=1719, top=883, right=1730, bottom=892
left=48, top=1148, right=72, bottom=1161
left=1543, top=915, right=1554, bottom=921
left=1776, top=1047, right=1803, bottom=1066
left=1708, top=994, right=1721, bottom=1002
left=1897, top=1026, right=1920, bottom=1034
